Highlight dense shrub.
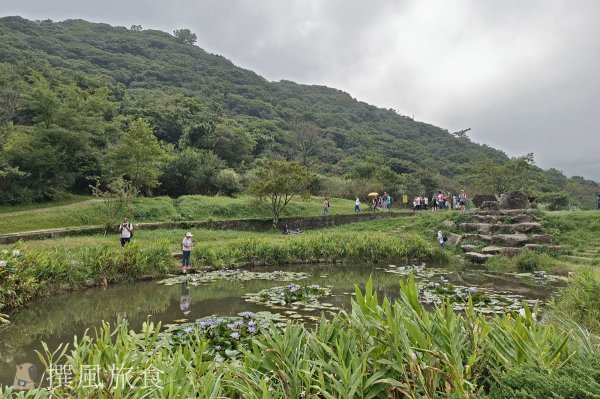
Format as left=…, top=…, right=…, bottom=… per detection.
left=541, top=192, right=570, bottom=211
left=489, top=352, right=600, bottom=399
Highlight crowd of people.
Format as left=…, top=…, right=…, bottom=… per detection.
left=413, top=190, right=467, bottom=212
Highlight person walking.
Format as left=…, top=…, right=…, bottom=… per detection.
left=354, top=197, right=361, bottom=213
left=437, top=230, right=445, bottom=248
left=119, top=218, right=133, bottom=247
left=323, top=198, right=330, bottom=215
left=181, top=232, right=194, bottom=273
left=458, top=190, right=467, bottom=212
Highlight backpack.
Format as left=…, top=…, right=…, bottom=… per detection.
left=443, top=234, right=448, bottom=242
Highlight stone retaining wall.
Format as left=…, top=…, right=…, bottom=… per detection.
left=0, top=211, right=412, bottom=244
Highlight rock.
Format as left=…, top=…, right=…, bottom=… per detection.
left=84, top=279, right=96, bottom=288
left=443, top=220, right=456, bottom=229
left=499, top=247, right=523, bottom=257
left=480, top=201, right=500, bottom=211
left=59, top=283, right=71, bottom=291
left=524, top=244, right=542, bottom=251
left=499, top=191, right=529, bottom=210
left=459, top=223, right=492, bottom=234
left=532, top=234, right=553, bottom=244
left=114, top=274, right=127, bottom=283
left=465, top=252, right=493, bottom=263
left=492, top=222, right=544, bottom=234
left=490, top=234, right=529, bottom=247
left=447, top=233, right=462, bottom=246
left=491, top=224, right=517, bottom=234
left=472, top=194, right=500, bottom=207
left=462, top=234, right=493, bottom=243
left=461, top=244, right=478, bottom=252
left=481, top=246, right=503, bottom=255
left=472, top=214, right=502, bottom=223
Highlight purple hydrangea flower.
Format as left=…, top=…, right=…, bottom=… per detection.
left=248, top=326, right=257, bottom=333
left=239, top=311, right=255, bottom=318
left=230, top=332, right=241, bottom=339
left=183, top=326, right=193, bottom=333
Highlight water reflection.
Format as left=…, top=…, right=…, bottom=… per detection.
left=0, top=263, right=562, bottom=387
left=180, top=282, right=191, bottom=316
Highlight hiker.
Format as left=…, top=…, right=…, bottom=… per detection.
left=323, top=198, right=330, bottom=215
left=437, top=230, right=446, bottom=248
left=181, top=232, right=194, bottom=273
left=354, top=197, right=361, bottom=213
left=458, top=190, right=467, bottom=212
left=431, top=194, right=438, bottom=211
left=438, top=191, right=445, bottom=210
left=119, top=218, right=133, bottom=247
left=383, top=192, right=392, bottom=211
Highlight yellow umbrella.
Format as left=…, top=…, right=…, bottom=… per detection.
left=367, top=192, right=379, bottom=197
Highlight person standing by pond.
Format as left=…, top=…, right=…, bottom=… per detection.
left=181, top=232, right=194, bottom=273
left=354, top=197, right=361, bottom=213
left=119, top=218, right=133, bottom=247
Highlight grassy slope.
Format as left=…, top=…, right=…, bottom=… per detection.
left=0, top=209, right=458, bottom=255
left=0, top=195, right=356, bottom=234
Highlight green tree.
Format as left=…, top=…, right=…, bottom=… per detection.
left=247, top=161, right=316, bottom=227
left=159, top=148, right=224, bottom=196
left=106, top=119, right=167, bottom=194
left=90, top=177, right=139, bottom=229
left=173, top=29, right=197, bottom=45
left=467, top=154, right=534, bottom=194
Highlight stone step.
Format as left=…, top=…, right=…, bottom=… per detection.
left=490, top=234, right=529, bottom=247
left=461, top=244, right=479, bottom=252
left=481, top=246, right=524, bottom=256
left=472, top=209, right=537, bottom=216
left=461, top=234, right=493, bottom=244
left=465, top=252, right=493, bottom=263
left=491, top=222, right=545, bottom=234
left=459, top=223, right=493, bottom=234
left=470, top=214, right=540, bottom=224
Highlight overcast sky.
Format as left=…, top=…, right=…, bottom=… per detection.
left=2, top=0, right=599, bottom=180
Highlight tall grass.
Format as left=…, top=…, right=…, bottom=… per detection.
left=548, top=267, right=600, bottom=335
left=0, top=277, right=583, bottom=398
left=0, top=243, right=175, bottom=323
left=191, top=232, right=448, bottom=266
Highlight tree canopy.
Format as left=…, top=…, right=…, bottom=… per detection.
left=0, top=16, right=596, bottom=207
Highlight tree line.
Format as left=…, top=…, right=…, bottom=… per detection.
left=0, top=17, right=597, bottom=208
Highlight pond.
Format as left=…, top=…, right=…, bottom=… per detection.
left=0, top=262, right=564, bottom=388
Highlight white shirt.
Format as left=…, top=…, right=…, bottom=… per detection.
left=437, top=231, right=444, bottom=244
left=120, top=223, right=132, bottom=238
left=355, top=198, right=360, bottom=206
left=182, top=237, right=193, bottom=251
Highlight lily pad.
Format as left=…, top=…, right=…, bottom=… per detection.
left=157, top=270, right=310, bottom=286
left=243, top=284, right=336, bottom=313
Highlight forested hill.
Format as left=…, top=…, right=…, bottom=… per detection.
left=0, top=16, right=596, bottom=206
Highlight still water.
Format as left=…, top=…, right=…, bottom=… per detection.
left=0, top=262, right=561, bottom=388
